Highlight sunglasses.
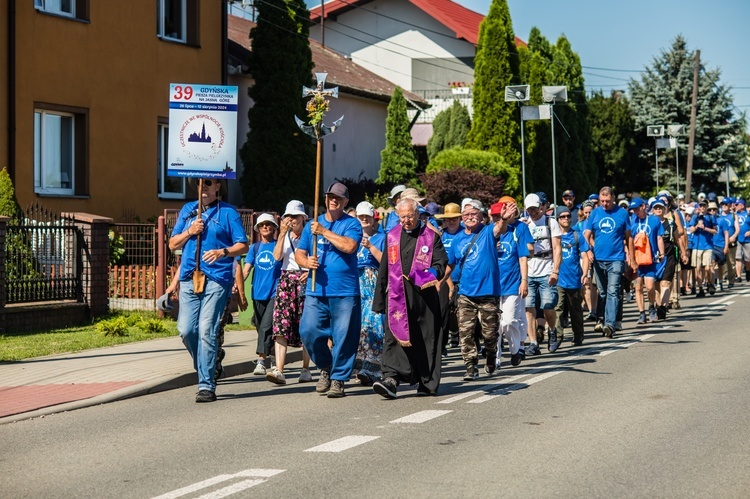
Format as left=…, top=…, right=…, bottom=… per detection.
left=557, top=215, right=571, bottom=219
left=257, top=222, right=275, bottom=228
left=194, top=179, right=215, bottom=187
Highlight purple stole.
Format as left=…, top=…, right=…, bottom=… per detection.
left=386, top=224, right=436, bottom=347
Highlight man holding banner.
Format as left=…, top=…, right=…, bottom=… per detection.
left=371, top=198, right=448, bottom=399
left=169, top=179, right=248, bottom=403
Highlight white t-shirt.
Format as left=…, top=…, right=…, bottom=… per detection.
left=526, top=214, right=561, bottom=277
left=279, top=232, right=304, bottom=271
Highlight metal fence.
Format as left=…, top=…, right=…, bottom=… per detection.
left=109, top=223, right=157, bottom=311
left=5, top=203, right=81, bottom=304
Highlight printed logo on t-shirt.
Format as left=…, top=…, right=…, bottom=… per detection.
left=460, top=239, right=480, bottom=263
left=634, top=220, right=652, bottom=236
left=496, top=240, right=513, bottom=261
left=317, top=236, right=330, bottom=254
left=256, top=250, right=276, bottom=271
left=562, top=243, right=576, bottom=261
left=598, top=217, right=616, bottom=234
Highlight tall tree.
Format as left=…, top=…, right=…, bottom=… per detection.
left=378, top=87, right=419, bottom=186
left=427, top=100, right=471, bottom=160
left=465, top=0, right=521, bottom=171
left=628, top=35, right=747, bottom=194
left=239, top=0, right=314, bottom=210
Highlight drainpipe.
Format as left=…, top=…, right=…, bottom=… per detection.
left=222, top=0, right=228, bottom=85
left=7, top=0, right=16, bottom=180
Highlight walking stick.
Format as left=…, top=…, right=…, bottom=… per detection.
left=295, top=73, right=343, bottom=292
left=193, top=179, right=206, bottom=294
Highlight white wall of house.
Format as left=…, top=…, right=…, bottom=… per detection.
left=230, top=74, right=387, bottom=206
left=310, top=0, right=476, bottom=92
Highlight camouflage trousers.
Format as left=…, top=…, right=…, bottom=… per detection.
left=457, top=295, right=499, bottom=365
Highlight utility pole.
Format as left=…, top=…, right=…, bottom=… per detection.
left=684, top=50, right=700, bottom=203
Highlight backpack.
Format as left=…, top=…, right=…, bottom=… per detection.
left=633, top=230, right=653, bottom=266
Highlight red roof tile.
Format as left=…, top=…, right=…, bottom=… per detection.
left=310, top=0, right=526, bottom=47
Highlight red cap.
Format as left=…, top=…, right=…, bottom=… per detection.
left=489, top=202, right=505, bottom=215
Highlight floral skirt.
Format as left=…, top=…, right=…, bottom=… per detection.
left=272, top=270, right=306, bottom=348
left=354, top=267, right=384, bottom=374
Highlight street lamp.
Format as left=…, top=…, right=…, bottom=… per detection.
left=542, top=86, right=568, bottom=209
left=505, top=85, right=530, bottom=198
left=667, top=124, right=685, bottom=194
left=647, top=125, right=665, bottom=191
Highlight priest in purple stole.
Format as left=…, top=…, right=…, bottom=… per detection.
left=372, top=198, right=448, bottom=399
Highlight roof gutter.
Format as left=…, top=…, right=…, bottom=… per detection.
left=7, top=0, right=16, bottom=180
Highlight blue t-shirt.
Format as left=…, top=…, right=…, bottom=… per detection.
left=738, top=215, right=750, bottom=244
left=713, top=217, right=731, bottom=249
left=510, top=220, right=535, bottom=252
left=357, top=232, right=385, bottom=269
left=688, top=214, right=715, bottom=250
left=495, top=225, right=530, bottom=296
left=383, top=211, right=400, bottom=233
left=737, top=210, right=749, bottom=243
left=171, top=201, right=248, bottom=286
left=630, top=214, right=665, bottom=260
left=449, top=224, right=500, bottom=297
left=719, top=214, right=736, bottom=239
left=586, top=205, right=630, bottom=262
left=441, top=228, right=463, bottom=284
left=558, top=229, right=590, bottom=289
left=246, top=240, right=281, bottom=300
left=298, top=213, right=363, bottom=297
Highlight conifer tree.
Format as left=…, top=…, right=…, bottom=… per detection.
left=239, top=0, right=314, bottom=210
left=427, top=100, right=471, bottom=160
left=465, top=0, right=521, bottom=170
left=378, top=87, right=419, bottom=186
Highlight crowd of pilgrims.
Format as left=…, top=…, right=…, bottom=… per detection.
left=225, top=185, right=750, bottom=398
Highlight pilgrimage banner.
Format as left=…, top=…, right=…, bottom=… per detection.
left=167, top=83, right=238, bottom=179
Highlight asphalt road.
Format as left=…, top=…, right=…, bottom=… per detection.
left=3, top=289, right=750, bottom=498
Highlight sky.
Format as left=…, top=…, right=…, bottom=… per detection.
left=293, top=0, right=750, bottom=119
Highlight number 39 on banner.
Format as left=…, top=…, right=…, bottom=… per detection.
left=172, top=85, right=194, bottom=101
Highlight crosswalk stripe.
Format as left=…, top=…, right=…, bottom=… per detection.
left=390, top=410, right=452, bottom=424
left=304, top=435, right=380, bottom=453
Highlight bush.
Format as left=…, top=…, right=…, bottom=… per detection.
left=421, top=167, right=507, bottom=209
left=426, top=147, right=520, bottom=197
left=96, top=317, right=129, bottom=337
left=137, top=318, right=167, bottom=334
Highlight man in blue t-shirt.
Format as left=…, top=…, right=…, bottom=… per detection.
left=687, top=200, right=718, bottom=297
left=584, top=186, right=633, bottom=338
left=446, top=199, right=513, bottom=381
left=169, top=178, right=249, bottom=403
left=555, top=206, right=591, bottom=347
left=295, top=182, right=363, bottom=398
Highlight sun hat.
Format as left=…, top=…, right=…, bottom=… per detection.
left=707, top=201, right=719, bottom=210
left=156, top=293, right=174, bottom=312
left=355, top=201, right=375, bottom=217
left=435, top=203, right=461, bottom=219
left=618, top=199, right=629, bottom=208
left=282, top=200, right=307, bottom=218
left=400, top=187, right=425, bottom=203
left=254, top=213, right=278, bottom=232
left=387, top=185, right=407, bottom=205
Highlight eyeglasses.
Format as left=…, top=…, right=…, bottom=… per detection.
left=557, top=215, right=571, bottom=219
left=462, top=212, right=480, bottom=219
left=194, top=179, right=214, bottom=187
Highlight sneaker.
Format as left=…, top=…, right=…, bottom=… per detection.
left=356, top=371, right=374, bottom=386
left=316, top=368, right=331, bottom=393
left=484, top=354, right=497, bottom=375
left=518, top=348, right=526, bottom=360
left=510, top=352, right=523, bottom=366
left=572, top=338, right=584, bottom=346
left=586, top=312, right=598, bottom=322
left=548, top=329, right=561, bottom=353
left=719, top=281, right=724, bottom=291
left=728, top=282, right=734, bottom=289
left=266, top=368, right=286, bottom=385
left=594, top=321, right=604, bottom=333
left=373, top=377, right=398, bottom=399
left=603, top=324, right=614, bottom=338
left=637, top=312, right=647, bottom=325
left=746, top=270, right=750, bottom=282
left=463, top=365, right=479, bottom=381
left=649, top=308, right=658, bottom=323
left=708, top=283, right=716, bottom=296
left=627, top=290, right=634, bottom=303
left=299, top=368, right=313, bottom=383
left=535, top=325, right=545, bottom=344
left=327, top=380, right=345, bottom=398
left=614, top=321, right=623, bottom=331
left=680, top=287, right=686, bottom=295
left=195, top=390, right=216, bottom=403
left=527, top=343, right=542, bottom=356
left=253, top=361, right=267, bottom=376
left=416, top=384, right=432, bottom=396
left=696, top=288, right=706, bottom=298
left=657, top=305, right=667, bottom=320
left=449, top=334, right=460, bottom=348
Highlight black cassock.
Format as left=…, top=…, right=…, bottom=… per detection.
left=373, top=224, right=447, bottom=394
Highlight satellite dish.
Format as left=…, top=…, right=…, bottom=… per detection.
left=541, top=86, right=568, bottom=103
left=504, top=85, right=530, bottom=102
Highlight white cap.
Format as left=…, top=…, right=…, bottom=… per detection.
left=254, top=213, right=278, bottom=232
left=677, top=193, right=685, bottom=199
left=524, top=193, right=541, bottom=209
left=684, top=205, right=695, bottom=215
left=461, top=198, right=473, bottom=209
left=697, top=192, right=706, bottom=200
left=356, top=201, right=375, bottom=217
left=462, top=199, right=483, bottom=212
left=282, top=200, right=307, bottom=218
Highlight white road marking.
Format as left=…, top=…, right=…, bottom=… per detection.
left=152, top=469, right=285, bottom=499
left=197, top=479, right=266, bottom=499
left=469, top=370, right=562, bottom=403
left=390, top=410, right=452, bottom=424
left=303, top=435, right=380, bottom=453
left=709, top=295, right=737, bottom=305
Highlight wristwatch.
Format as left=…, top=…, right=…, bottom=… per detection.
left=222, top=248, right=229, bottom=257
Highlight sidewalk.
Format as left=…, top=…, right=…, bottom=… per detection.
left=0, top=329, right=303, bottom=424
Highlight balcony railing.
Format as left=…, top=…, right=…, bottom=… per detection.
left=408, top=89, right=474, bottom=124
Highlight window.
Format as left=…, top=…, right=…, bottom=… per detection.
left=157, top=0, right=199, bottom=45
left=34, top=105, right=88, bottom=196
left=158, top=122, right=186, bottom=199
left=34, top=0, right=89, bottom=21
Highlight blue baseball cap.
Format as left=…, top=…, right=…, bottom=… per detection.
left=588, top=193, right=600, bottom=201
left=721, top=197, right=733, bottom=205
left=629, top=198, right=646, bottom=210
left=562, top=189, right=575, bottom=198
left=650, top=198, right=667, bottom=210
left=736, top=198, right=746, bottom=206
left=536, top=192, right=549, bottom=204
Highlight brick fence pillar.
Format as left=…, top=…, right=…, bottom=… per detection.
left=0, top=216, right=8, bottom=333
left=62, top=212, right=113, bottom=319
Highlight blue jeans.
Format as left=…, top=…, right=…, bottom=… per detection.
left=300, top=296, right=361, bottom=381
left=178, top=278, right=231, bottom=392
left=524, top=275, right=559, bottom=310
left=593, top=260, right=625, bottom=328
